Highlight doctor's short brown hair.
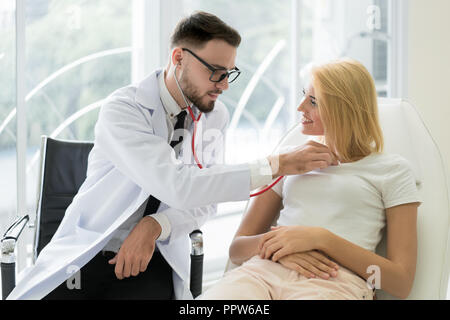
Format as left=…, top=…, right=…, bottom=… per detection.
left=170, top=11, right=241, bottom=49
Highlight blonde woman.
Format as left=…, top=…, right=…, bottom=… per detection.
left=199, top=59, right=421, bottom=300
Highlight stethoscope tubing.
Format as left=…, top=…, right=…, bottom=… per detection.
left=174, top=65, right=283, bottom=197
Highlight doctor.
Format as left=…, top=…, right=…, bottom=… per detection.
left=8, top=11, right=336, bottom=300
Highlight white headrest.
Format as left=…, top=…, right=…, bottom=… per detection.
left=378, top=98, right=423, bottom=186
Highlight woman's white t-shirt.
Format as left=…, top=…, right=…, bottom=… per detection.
left=271, top=152, right=422, bottom=252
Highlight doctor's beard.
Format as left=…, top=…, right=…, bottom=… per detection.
left=179, top=72, right=221, bottom=113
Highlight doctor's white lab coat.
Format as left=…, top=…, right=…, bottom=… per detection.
left=8, top=70, right=252, bottom=300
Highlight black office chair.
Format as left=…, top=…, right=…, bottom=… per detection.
left=1, top=136, right=203, bottom=299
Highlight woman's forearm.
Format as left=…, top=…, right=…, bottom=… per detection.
left=317, top=229, right=415, bottom=299
left=229, top=235, right=263, bottom=266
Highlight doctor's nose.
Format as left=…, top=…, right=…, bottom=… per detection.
left=216, top=77, right=229, bottom=91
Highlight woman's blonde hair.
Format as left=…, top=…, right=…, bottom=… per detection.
left=312, top=58, right=384, bottom=162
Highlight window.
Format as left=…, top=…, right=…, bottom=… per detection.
left=308, top=0, right=390, bottom=96
left=0, top=0, right=16, bottom=241
left=0, top=0, right=133, bottom=273
left=24, top=1, right=132, bottom=218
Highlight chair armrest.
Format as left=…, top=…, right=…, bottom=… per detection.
left=190, top=230, right=203, bottom=256
left=189, top=230, right=203, bottom=298
left=1, top=257, right=16, bottom=300
left=1, top=215, right=29, bottom=300
left=1, top=215, right=30, bottom=261
left=2, top=215, right=30, bottom=242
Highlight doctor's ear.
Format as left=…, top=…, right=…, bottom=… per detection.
left=171, top=47, right=184, bottom=68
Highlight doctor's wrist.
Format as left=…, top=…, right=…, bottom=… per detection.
left=267, top=154, right=284, bottom=179
left=142, top=216, right=162, bottom=241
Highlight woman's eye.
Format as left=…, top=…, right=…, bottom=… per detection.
left=311, top=99, right=317, bottom=106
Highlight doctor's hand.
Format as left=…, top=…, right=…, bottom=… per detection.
left=277, top=251, right=339, bottom=280
left=268, top=140, right=338, bottom=178
left=108, top=216, right=162, bottom=280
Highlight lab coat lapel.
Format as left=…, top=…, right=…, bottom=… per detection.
left=135, top=70, right=169, bottom=142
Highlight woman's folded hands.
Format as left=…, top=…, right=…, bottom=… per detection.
left=259, top=226, right=339, bottom=279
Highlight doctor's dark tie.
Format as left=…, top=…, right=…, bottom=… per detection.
left=170, top=110, right=187, bottom=148
left=143, top=110, right=188, bottom=216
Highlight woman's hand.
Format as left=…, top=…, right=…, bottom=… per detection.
left=277, top=251, right=339, bottom=280
left=259, top=225, right=324, bottom=261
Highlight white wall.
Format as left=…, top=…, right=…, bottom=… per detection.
left=407, top=0, right=450, bottom=180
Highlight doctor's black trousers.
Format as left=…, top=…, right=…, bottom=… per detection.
left=43, top=250, right=174, bottom=300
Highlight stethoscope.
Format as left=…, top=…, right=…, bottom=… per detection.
left=173, top=64, right=284, bottom=197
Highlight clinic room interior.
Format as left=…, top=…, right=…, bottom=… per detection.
left=1, top=0, right=450, bottom=301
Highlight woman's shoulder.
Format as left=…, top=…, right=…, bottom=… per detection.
left=373, top=152, right=412, bottom=164
left=365, top=152, right=415, bottom=174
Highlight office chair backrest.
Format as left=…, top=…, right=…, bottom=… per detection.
left=33, top=137, right=94, bottom=259
left=270, top=98, right=450, bottom=299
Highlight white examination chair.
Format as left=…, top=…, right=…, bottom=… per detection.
left=225, top=98, right=450, bottom=300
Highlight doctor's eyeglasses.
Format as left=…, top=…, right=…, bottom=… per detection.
left=182, top=48, right=241, bottom=84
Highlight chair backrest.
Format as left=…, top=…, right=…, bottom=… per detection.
left=227, top=98, right=450, bottom=300
left=33, top=137, right=94, bottom=259
left=375, top=99, right=450, bottom=299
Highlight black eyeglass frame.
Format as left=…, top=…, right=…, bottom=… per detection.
left=182, top=48, right=241, bottom=84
